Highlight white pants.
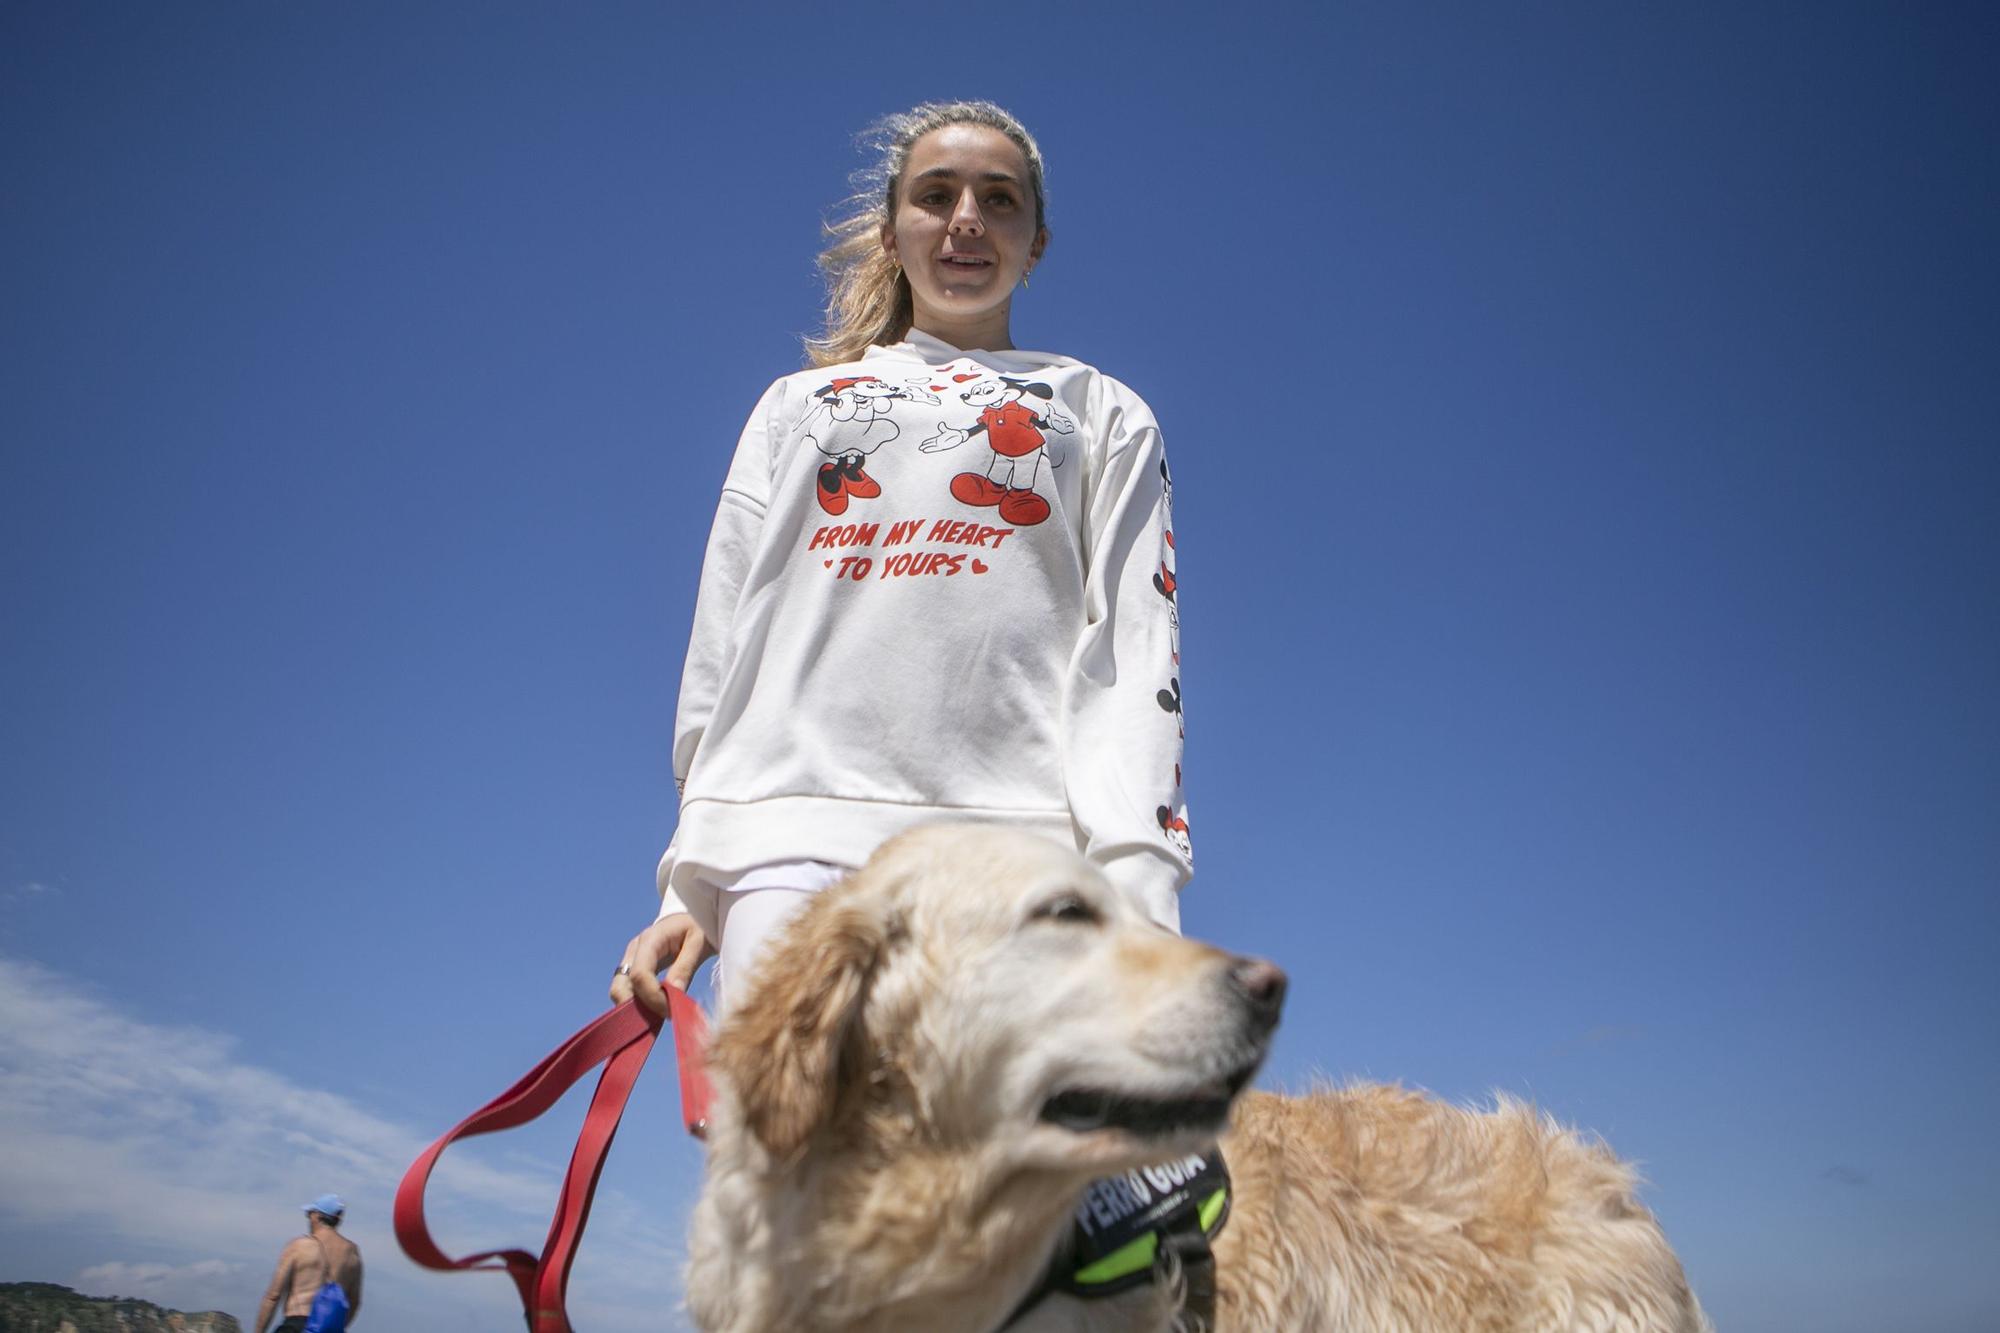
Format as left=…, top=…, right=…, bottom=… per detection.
left=688, top=860, right=851, bottom=1012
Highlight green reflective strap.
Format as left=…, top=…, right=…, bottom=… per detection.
left=1072, top=1231, right=1158, bottom=1286
left=1196, top=1186, right=1227, bottom=1233
left=1071, top=1187, right=1231, bottom=1287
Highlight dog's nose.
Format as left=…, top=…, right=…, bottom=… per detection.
left=1228, top=958, right=1287, bottom=1032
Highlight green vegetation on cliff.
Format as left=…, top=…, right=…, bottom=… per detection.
left=0, top=1282, right=242, bottom=1333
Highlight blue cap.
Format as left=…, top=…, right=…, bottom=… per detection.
left=303, top=1193, right=346, bottom=1218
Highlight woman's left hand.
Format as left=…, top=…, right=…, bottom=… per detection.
left=610, top=913, right=713, bottom=1018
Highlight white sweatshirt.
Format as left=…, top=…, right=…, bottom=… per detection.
left=657, top=330, right=1191, bottom=929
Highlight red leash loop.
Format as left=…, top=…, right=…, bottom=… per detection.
left=395, top=986, right=712, bottom=1333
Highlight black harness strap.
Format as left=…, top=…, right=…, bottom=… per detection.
left=1162, top=1217, right=1220, bottom=1332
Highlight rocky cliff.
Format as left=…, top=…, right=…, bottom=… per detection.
left=0, top=1283, right=242, bottom=1333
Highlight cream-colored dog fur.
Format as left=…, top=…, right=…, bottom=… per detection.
left=684, top=826, right=1709, bottom=1332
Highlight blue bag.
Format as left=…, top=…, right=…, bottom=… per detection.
left=303, top=1240, right=350, bottom=1333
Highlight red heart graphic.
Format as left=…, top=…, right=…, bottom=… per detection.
left=823, top=560, right=833, bottom=568
left=971, top=559, right=989, bottom=574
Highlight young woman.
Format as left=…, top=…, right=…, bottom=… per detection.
left=611, top=101, right=1190, bottom=1018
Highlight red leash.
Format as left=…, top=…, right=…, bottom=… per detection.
left=395, top=985, right=712, bottom=1333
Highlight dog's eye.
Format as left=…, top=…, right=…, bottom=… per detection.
left=1033, top=894, right=1099, bottom=925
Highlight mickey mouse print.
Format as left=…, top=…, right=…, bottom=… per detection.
left=920, top=370, right=1074, bottom=526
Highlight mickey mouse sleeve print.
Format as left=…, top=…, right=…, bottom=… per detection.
left=1060, top=377, right=1192, bottom=932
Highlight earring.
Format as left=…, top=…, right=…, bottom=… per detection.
left=1023, top=269, right=1032, bottom=290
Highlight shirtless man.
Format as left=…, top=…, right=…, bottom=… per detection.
left=252, top=1193, right=363, bottom=1332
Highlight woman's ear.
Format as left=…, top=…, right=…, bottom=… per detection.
left=707, top=893, right=890, bottom=1161
left=880, top=220, right=900, bottom=267
left=1030, top=226, right=1050, bottom=266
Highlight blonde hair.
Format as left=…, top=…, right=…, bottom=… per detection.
left=805, top=101, right=1048, bottom=368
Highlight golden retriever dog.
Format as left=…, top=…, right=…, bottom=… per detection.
left=684, top=826, right=1709, bottom=1332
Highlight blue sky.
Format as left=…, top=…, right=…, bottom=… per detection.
left=3, top=3, right=1995, bottom=1330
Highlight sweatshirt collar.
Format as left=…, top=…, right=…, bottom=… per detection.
left=867, top=328, right=1076, bottom=371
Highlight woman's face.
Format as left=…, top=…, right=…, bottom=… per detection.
left=882, top=124, right=1047, bottom=346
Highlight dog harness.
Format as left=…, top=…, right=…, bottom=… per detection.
left=999, top=1149, right=1231, bottom=1330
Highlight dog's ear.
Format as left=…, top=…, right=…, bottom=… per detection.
left=709, top=894, right=890, bottom=1160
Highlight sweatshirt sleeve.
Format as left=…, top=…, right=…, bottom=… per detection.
left=655, top=382, right=781, bottom=919
left=1062, top=380, right=1192, bottom=932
